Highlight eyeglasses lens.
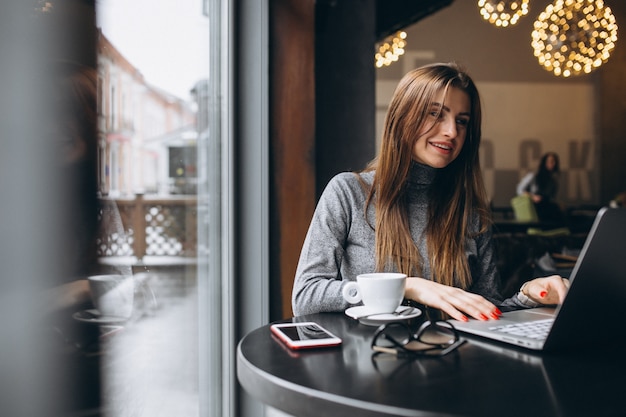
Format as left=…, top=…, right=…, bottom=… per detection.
left=417, top=323, right=457, bottom=346
left=376, top=324, right=411, bottom=348
left=373, top=321, right=463, bottom=357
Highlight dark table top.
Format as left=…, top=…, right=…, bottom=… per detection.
left=492, top=219, right=551, bottom=234
left=237, top=312, right=626, bottom=417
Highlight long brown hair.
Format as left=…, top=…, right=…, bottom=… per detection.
left=363, top=63, right=490, bottom=289
left=535, top=151, right=560, bottom=190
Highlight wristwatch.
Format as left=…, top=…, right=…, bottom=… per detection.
left=517, top=282, right=540, bottom=307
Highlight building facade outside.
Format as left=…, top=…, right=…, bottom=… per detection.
left=97, top=32, right=198, bottom=196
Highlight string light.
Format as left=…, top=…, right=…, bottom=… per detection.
left=478, top=0, right=530, bottom=27
left=375, top=31, right=407, bottom=68
left=531, top=0, right=619, bottom=77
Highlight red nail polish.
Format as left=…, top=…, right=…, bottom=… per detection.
left=479, top=313, right=488, bottom=321
left=461, top=315, right=469, bottom=322
left=495, top=308, right=502, bottom=316
left=491, top=312, right=500, bottom=320
left=540, top=291, right=547, bottom=298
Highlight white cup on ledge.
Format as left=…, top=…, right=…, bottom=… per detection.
left=342, top=272, right=406, bottom=315
left=88, top=274, right=134, bottom=318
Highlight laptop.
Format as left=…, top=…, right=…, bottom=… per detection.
left=467, top=337, right=626, bottom=416
left=452, top=207, right=626, bottom=351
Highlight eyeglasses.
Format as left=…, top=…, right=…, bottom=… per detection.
left=371, top=320, right=465, bottom=357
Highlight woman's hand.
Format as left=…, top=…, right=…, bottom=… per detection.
left=405, top=277, right=501, bottom=322
left=521, top=275, right=570, bottom=305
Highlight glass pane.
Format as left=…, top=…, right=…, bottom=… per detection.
left=94, top=0, right=211, bottom=415
left=1, top=0, right=231, bottom=416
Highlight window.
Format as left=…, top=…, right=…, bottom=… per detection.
left=0, top=1, right=269, bottom=416
left=95, top=0, right=213, bottom=415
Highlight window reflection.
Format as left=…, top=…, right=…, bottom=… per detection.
left=93, top=1, right=209, bottom=415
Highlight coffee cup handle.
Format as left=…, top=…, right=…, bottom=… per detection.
left=342, top=282, right=361, bottom=304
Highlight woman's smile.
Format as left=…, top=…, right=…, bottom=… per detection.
left=412, top=87, right=469, bottom=168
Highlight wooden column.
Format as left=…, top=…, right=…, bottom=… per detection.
left=269, top=0, right=316, bottom=319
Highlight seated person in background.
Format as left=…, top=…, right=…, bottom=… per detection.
left=516, top=152, right=565, bottom=225
left=292, top=63, right=570, bottom=320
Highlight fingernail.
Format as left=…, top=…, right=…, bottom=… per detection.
left=479, top=313, right=488, bottom=321
left=491, top=312, right=500, bottom=320
left=540, top=291, right=547, bottom=298
left=461, top=315, right=469, bottom=322
left=495, top=308, right=502, bottom=316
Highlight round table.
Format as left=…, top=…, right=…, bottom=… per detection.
left=237, top=312, right=626, bottom=417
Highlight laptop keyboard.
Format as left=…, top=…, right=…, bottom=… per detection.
left=489, top=318, right=554, bottom=340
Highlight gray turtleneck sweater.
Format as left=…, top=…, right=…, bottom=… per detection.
left=292, top=163, right=530, bottom=316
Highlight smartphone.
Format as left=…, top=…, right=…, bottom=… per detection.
left=270, top=322, right=342, bottom=350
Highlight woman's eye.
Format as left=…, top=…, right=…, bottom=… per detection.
left=456, top=118, right=469, bottom=126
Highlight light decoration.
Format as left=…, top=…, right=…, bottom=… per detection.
left=375, top=31, right=407, bottom=68
left=531, top=0, right=618, bottom=77
left=478, top=0, right=530, bottom=27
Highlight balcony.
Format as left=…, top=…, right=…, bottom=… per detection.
left=97, top=194, right=198, bottom=298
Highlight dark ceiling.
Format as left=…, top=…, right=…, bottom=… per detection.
left=376, top=0, right=454, bottom=40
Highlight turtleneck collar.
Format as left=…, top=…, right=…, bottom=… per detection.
left=408, top=161, right=436, bottom=186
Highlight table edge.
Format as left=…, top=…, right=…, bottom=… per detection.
left=236, top=331, right=460, bottom=417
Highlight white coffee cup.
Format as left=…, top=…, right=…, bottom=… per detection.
left=342, top=273, right=407, bottom=315
left=88, top=274, right=134, bottom=318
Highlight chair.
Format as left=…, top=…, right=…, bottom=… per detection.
left=510, top=194, right=539, bottom=223
left=510, top=195, right=570, bottom=237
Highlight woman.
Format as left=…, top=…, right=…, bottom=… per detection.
left=516, top=152, right=564, bottom=224
left=292, top=63, right=569, bottom=321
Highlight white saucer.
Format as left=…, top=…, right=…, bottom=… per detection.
left=345, top=306, right=422, bottom=326
left=73, top=309, right=128, bottom=325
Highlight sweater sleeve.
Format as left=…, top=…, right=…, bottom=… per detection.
left=516, top=172, right=534, bottom=196
left=291, top=174, right=359, bottom=316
